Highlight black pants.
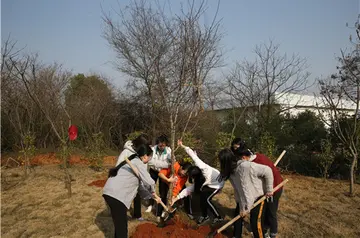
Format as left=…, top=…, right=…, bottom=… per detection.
left=234, top=197, right=266, bottom=238
left=264, top=189, right=282, bottom=237
left=103, top=195, right=128, bottom=238
left=200, top=186, right=221, bottom=218
left=149, top=168, right=169, bottom=216
left=132, top=193, right=141, bottom=218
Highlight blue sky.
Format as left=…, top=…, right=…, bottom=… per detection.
left=1, top=0, right=359, bottom=92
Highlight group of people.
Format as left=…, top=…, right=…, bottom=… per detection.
left=102, top=134, right=284, bottom=238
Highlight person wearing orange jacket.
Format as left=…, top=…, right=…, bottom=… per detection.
left=158, top=160, right=194, bottom=219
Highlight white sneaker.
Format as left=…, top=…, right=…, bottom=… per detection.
left=161, top=211, right=167, bottom=218
left=156, top=216, right=161, bottom=222
left=145, top=205, right=152, bottom=213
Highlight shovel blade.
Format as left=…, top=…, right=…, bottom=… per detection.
left=163, top=207, right=177, bottom=222
left=157, top=217, right=166, bottom=228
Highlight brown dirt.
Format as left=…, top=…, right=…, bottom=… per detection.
left=31, top=153, right=61, bottom=165
left=88, top=179, right=107, bottom=187
left=2, top=163, right=360, bottom=237
left=131, top=215, right=225, bottom=238
left=1, top=153, right=117, bottom=167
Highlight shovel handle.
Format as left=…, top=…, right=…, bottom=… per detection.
left=274, top=150, right=286, bottom=166
left=124, top=158, right=140, bottom=176
left=124, top=158, right=168, bottom=211
left=216, top=179, right=289, bottom=234
left=153, top=193, right=169, bottom=212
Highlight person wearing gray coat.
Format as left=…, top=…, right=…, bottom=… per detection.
left=103, top=144, right=161, bottom=238
left=218, top=148, right=274, bottom=238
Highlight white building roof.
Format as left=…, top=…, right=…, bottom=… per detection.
left=274, top=92, right=357, bottom=111
left=211, top=92, right=357, bottom=111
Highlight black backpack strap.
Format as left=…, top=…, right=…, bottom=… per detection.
left=117, top=154, right=138, bottom=169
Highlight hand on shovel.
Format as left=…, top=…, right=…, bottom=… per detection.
left=170, top=196, right=179, bottom=207
left=153, top=193, right=162, bottom=204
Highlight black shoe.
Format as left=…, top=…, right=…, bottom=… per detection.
left=196, top=216, right=210, bottom=225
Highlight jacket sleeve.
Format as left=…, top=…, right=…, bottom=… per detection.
left=138, top=181, right=153, bottom=199
left=184, top=146, right=208, bottom=171
left=177, top=184, right=194, bottom=199
left=239, top=171, right=251, bottom=213
left=135, top=160, right=155, bottom=194
left=253, top=163, right=274, bottom=193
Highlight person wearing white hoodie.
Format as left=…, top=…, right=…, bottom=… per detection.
left=115, top=134, right=149, bottom=220
left=145, top=135, right=172, bottom=219
left=171, top=140, right=225, bottom=225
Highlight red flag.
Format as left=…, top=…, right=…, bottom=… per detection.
left=68, top=125, right=78, bottom=141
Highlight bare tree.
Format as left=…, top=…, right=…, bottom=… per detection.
left=103, top=0, right=175, bottom=142
left=103, top=0, right=223, bottom=202
left=318, top=50, right=359, bottom=195
left=5, top=46, right=74, bottom=196
left=226, top=40, right=310, bottom=142
left=1, top=37, right=49, bottom=175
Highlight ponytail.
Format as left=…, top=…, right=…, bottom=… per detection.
left=188, top=166, right=205, bottom=193
left=218, top=148, right=237, bottom=181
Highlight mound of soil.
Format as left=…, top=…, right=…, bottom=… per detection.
left=88, top=179, right=107, bottom=187
left=31, top=153, right=61, bottom=165
left=131, top=216, right=225, bottom=238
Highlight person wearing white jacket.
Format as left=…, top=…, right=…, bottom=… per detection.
left=115, top=135, right=149, bottom=220
left=171, top=140, right=225, bottom=225
left=145, top=135, right=172, bottom=219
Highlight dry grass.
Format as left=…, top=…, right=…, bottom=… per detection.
left=1, top=165, right=360, bottom=238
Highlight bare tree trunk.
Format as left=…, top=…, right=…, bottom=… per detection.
left=350, top=153, right=357, bottom=196
left=25, top=155, right=31, bottom=177
left=152, top=111, right=157, bottom=145
left=168, top=116, right=176, bottom=203
left=62, top=142, right=72, bottom=197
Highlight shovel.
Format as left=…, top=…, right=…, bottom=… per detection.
left=207, top=179, right=289, bottom=238
left=157, top=206, right=178, bottom=228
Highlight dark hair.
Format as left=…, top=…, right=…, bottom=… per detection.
left=218, top=148, right=238, bottom=181
left=156, top=134, right=169, bottom=145
left=108, top=144, right=153, bottom=178
left=132, top=134, right=149, bottom=151
left=231, top=137, right=245, bottom=153
left=187, top=166, right=205, bottom=193
left=179, top=161, right=192, bottom=174
left=233, top=148, right=252, bottom=158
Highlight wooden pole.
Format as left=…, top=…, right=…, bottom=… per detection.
left=274, top=150, right=286, bottom=166
left=215, top=179, right=289, bottom=234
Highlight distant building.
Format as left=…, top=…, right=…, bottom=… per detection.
left=211, top=92, right=357, bottom=126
